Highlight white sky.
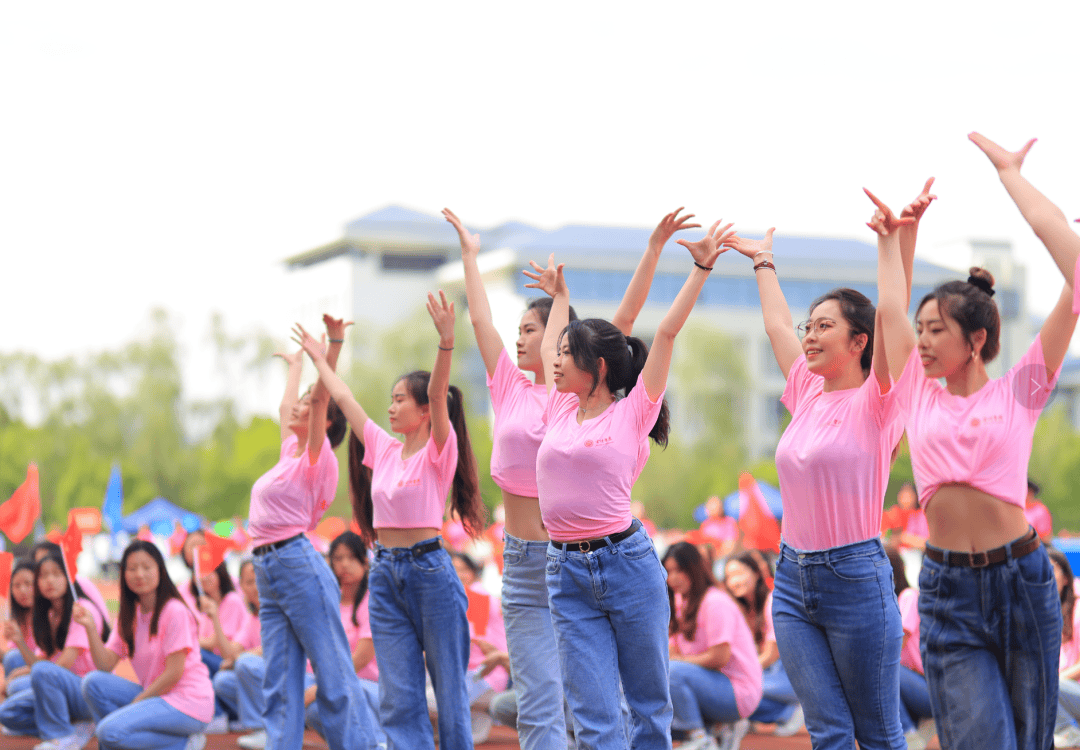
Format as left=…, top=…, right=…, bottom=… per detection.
left=3, top=2, right=1079, bottom=411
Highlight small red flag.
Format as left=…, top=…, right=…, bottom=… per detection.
left=61, top=511, right=84, bottom=579
left=0, top=464, right=41, bottom=544
left=195, top=530, right=240, bottom=574
left=738, top=473, right=781, bottom=555
left=465, top=587, right=491, bottom=637
left=0, top=551, right=13, bottom=600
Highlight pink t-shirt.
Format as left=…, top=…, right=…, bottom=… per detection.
left=42, top=598, right=103, bottom=677
left=672, top=587, right=763, bottom=718
left=7, top=614, right=36, bottom=655
left=248, top=434, right=339, bottom=546
left=896, top=336, right=1059, bottom=510
left=341, top=593, right=378, bottom=683
left=1061, top=606, right=1080, bottom=673
left=537, top=375, right=664, bottom=540
left=903, top=510, right=929, bottom=545
left=234, top=610, right=261, bottom=652
left=106, top=598, right=214, bottom=723
left=466, top=583, right=508, bottom=692
left=1025, top=502, right=1053, bottom=538
left=775, top=356, right=904, bottom=551
left=898, top=588, right=923, bottom=674
left=196, top=591, right=248, bottom=653
left=762, top=592, right=775, bottom=646
left=487, top=349, right=547, bottom=497
left=76, top=576, right=111, bottom=630
left=362, top=420, right=458, bottom=530
left=701, top=517, right=738, bottom=542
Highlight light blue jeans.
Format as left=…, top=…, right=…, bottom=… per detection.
left=81, top=671, right=208, bottom=750
left=668, top=660, right=740, bottom=730
left=897, top=667, right=933, bottom=733
left=308, top=678, right=384, bottom=746
left=0, top=686, right=36, bottom=734
left=215, top=653, right=316, bottom=731
left=370, top=538, right=471, bottom=750
left=919, top=540, right=1060, bottom=750
left=3, top=649, right=25, bottom=675
left=32, top=661, right=94, bottom=738
left=502, top=531, right=570, bottom=750
left=1057, top=677, right=1080, bottom=732
left=546, top=522, right=671, bottom=750
left=255, top=534, right=377, bottom=750
left=749, top=659, right=798, bottom=724
left=773, top=538, right=905, bottom=750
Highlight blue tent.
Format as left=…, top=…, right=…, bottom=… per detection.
left=691, top=482, right=784, bottom=523
left=119, top=498, right=204, bottom=537
left=102, top=464, right=123, bottom=534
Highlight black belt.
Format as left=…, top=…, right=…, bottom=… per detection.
left=377, top=538, right=443, bottom=556
left=253, top=533, right=303, bottom=557
left=551, top=520, right=641, bottom=553
left=924, top=528, right=1040, bottom=568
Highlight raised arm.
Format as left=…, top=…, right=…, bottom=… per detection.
left=305, top=315, right=350, bottom=463
left=722, top=229, right=802, bottom=379
left=294, top=324, right=370, bottom=444
left=611, top=208, right=701, bottom=336
left=426, top=290, right=455, bottom=452
left=444, top=208, right=504, bottom=376
left=274, top=349, right=303, bottom=443
left=637, top=220, right=736, bottom=401
left=866, top=189, right=918, bottom=383
left=1038, top=282, right=1079, bottom=376
left=898, top=177, right=937, bottom=307
left=523, top=254, right=569, bottom=394
left=970, top=133, right=1080, bottom=284
left=72, top=603, right=120, bottom=672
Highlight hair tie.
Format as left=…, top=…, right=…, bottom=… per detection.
left=966, top=275, right=995, bottom=297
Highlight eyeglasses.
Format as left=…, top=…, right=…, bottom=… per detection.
left=796, top=319, right=845, bottom=338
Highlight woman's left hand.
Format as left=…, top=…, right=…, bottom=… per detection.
left=291, top=324, right=327, bottom=363
left=676, top=219, right=735, bottom=269
left=322, top=314, right=353, bottom=343
left=523, top=253, right=568, bottom=298
left=199, top=597, right=218, bottom=619
left=864, top=189, right=915, bottom=236
left=426, top=290, right=456, bottom=344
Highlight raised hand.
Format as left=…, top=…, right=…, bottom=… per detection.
left=199, top=597, right=219, bottom=619
left=72, top=603, right=95, bottom=630
left=273, top=348, right=303, bottom=368
left=523, top=253, right=568, bottom=298
left=722, top=228, right=776, bottom=262
left=969, top=132, right=1036, bottom=173
left=864, top=189, right=916, bottom=236
left=291, top=323, right=327, bottom=362
left=426, top=290, right=456, bottom=342
left=3, top=619, right=22, bottom=643
left=901, top=177, right=938, bottom=223
left=443, top=208, right=481, bottom=259
left=322, top=314, right=353, bottom=344
left=676, top=220, right=736, bottom=268
left=649, top=208, right=702, bottom=251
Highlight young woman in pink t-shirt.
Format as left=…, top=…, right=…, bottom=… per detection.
left=524, top=218, right=733, bottom=750
left=2, top=558, right=36, bottom=693
left=664, top=542, right=763, bottom=750
left=78, top=540, right=212, bottom=750
left=720, top=180, right=937, bottom=750
left=296, top=293, right=484, bottom=750
left=444, top=205, right=696, bottom=750
left=874, top=134, right=1080, bottom=750
left=0, top=553, right=110, bottom=746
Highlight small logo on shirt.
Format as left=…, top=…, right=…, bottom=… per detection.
left=583, top=436, right=612, bottom=448
left=828, top=418, right=842, bottom=427
left=970, top=415, right=1004, bottom=428
left=397, top=478, right=421, bottom=488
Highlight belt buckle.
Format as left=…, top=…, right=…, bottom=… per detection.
left=970, top=550, right=989, bottom=568
left=579, top=540, right=591, bottom=553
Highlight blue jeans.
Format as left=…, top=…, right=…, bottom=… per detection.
left=1058, top=678, right=1080, bottom=731
left=749, top=659, right=798, bottom=724
left=919, top=540, right=1060, bottom=750
left=502, top=531, right=569, bottom=750
left=668, top=660, right=739, bottom=730
left=897, top=667, right=933, bottom=733
left=3, top=649, right=25, bottom=676
left=255, top=534, right=376, bottom=750
left=773, top=538, right=904, bottom=750
left=546, top=522, right=671, bottom=750
left=32, top=661, right=94, bottom=738
left=0, top=686, right=36, bottom=734
left=308, top=678, right=385, bottom=747
left=81, top=671, right=208, bottom=750
left=370, top=539, right=471, bottom=750
left=218, top=654, right=316, bottom=731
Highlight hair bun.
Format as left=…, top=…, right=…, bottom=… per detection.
left=966, top=267, right=995, bottom=298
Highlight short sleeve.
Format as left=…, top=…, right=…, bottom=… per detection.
left=425, top=424, right=459, bottom=486
left=700, top=590, right=739, bottom=649
left=159, top=600, right=200, bottom=658
left=623, top=374, right=666, bottom=440
left=898, top=588, right=919, bottom=637
left=780, top=356, right=820, bottom=415
left=487, top=349, right=530, bottom=411
left=217, top=592, right=248, bottom=640
left=63, top=619, right=90, bottom=654
left=542, top=387, right=577, bottom=427
left=362, top=419, right=396, bottom=470
left=105, top=623, right=127, bottom=659
left=280, top=434, right=298, bottom=460
left=1005, top=334, right=1061, bottom=424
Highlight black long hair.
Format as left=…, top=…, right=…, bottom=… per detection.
left=724, top=550, right=772, bottom=647
left=8, top=558, right=35, bottom=636
left=525, top=296, right=579, bottom=327
left=32, top=553, right=111, bottom=657
left=662, top=542, right=716, bottom=642
left=329, top=531, right=370, bottom=628
left=886, top=545, right=911, bottom=597
left=916, top=267, right=1001, bottom=363
left=118, top=540, right=187, bottom=656
left=349, top=373, right=484, bottom=546
left=189, top=559, right=236, bottom=604
left=558, top=318, right=670, bottom=447
left=238, top=560, right=258, bottom=616
left=807, top=288, right=876, bottom=375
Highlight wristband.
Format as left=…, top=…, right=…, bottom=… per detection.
left=439, top=346, right=454, bottom=351
left=754, top=260, right=776, bottom=272
left=694, top=261, right=713, bottom=272
left=328, top=338, right=345, bottom=344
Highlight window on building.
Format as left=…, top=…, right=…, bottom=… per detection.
left=381, top=253, right=447, bottom=272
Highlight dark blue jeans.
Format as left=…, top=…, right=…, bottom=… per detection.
left=919, top=540, right=1060, bottom=750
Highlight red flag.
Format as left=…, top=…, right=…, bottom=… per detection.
left=465, top=587, right=491, bottom=638
left=738, top=473, right=781, bottom=554
left=0, top=464, right=40, bottom=544
left=195, top=530, right=240, bottom=574
left=168, top=522, right=187, bottom=555
left=61, top=512, right=84, bottom=579
left=0, top=551, right=13, bottom=600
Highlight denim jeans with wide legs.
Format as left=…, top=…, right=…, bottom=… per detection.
left=255, top=535, right=377, bottom=750
left=772, top=538, right=905, bottom=750
left=370, top=539, right=471, bottom=750
left=668, top=660, right=740, bottom=731
left=0, top=687, right=36, bottom=734
left=1057, top=677, right=1080, bottom=731
left=82, top=671, right=208, bottom=750
left=919, top=540, right=1060, bottom=750
left=3, top=649, right=25, bottom=676
left=501, top=531, right=570, bottom=750
left=308, top=678, right=385, bottom=747
left=749, top=659, right=798, bottom=724
left=546, top=523, right=671, bottom=750
left=897, top=667, right=933, bottom=734
left=31, top=660, right=94, bottom=738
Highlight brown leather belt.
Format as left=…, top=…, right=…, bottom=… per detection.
left=924, top=528, right=1040, bottom=568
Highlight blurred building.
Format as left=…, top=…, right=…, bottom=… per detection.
left=285, top=206, right=1031, bottom=458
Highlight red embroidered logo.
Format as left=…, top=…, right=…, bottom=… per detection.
left=584, top=436, right=612, bottom=447
left=583, top=439, right=594, bottom=447
left=970, top=418, right=980, bottom=427
left=397, top=480, right=403, bottom=487
left=971, top=415, right=1003, bottom=428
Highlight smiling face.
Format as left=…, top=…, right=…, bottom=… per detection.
left=553, top=333, right=594, bottom=396
left=11, top=568, right=34, bottom=609
left=36, top=559, right=68, bottom=605
left=387, top=379, right=428, bottom=434
left=915, top=298, right=983, bottom=379
left=515, top=309, right=545, bottom=373
left=724, top=559, right=758, bottom=600
left=801, top=299, right=865, bottom=379
left=664, top=557, right=692, bottom=597
left=124, top=549, right=161, bottom=600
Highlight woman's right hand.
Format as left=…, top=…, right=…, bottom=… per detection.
left=523, top=253, right=567, bottom=298
left=3, top=620, right=22, bottom=644
left=864, top=189, right=915, bottom=236
left=291, top=324, right=326, bottom=363
left=443, top=208, right=481, bottom=260
left=722, top=228, right=776, bottom=262
left=273, top=348, right=303, bottom=368
left=199, top=597, right=219, bottom=619
left=71, top=604, right=96, bottom=631
left=900, top=177, right=938, bottom=223
left=969, top=132, right=1036, bottom=173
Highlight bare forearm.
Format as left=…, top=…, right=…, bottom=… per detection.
left=897, top=226, right=917, bottom=307
left=139, top=664, right=183, bottom=699
left=655, top=266, right=709, bottom=341
left=998, top=170, right=1080, bottom=281
left=311, top=341, right=343, bottom=405
left=463, top=255, right=504, bottom=374
left=279, top=360, right=303, bottom=419
left=612, top=244, right=662, bottom=336
left=541, top=292, right=570, bottom=391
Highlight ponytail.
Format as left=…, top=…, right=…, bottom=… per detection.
left=625, top=336, right=670, bottom=447
left=446, top=385, right=485, bottom=540
left=348, top=430, right=376, bottom=547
